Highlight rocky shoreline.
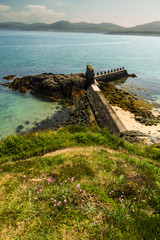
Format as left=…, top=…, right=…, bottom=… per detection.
left=98, top=80, right=160, bottom=127
left=30, top=95, right=90, bottom=133
left=2, top=71, right=160, bottom=144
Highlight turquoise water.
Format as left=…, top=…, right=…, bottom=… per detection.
left=0, top=30, right=160, bottom=139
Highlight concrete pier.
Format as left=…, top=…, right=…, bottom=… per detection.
left=87, top=84, right=127, bottom=134
left=95, top=69, right=128, bottom=82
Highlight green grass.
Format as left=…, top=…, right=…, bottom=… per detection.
left=0, top=126, right=160, bottom=239
left=0, top=125, right=160, bottom=163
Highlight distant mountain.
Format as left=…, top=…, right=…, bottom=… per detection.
left=0, top=22, right=28, bottom=30
left=0, top=20, right=125, bottom=33
left=128, top=21, right=160, bottom=33
left=0, top=20, right=160, bottom=35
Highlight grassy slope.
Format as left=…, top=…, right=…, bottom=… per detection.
left=0, top=126, right=160, bottom=239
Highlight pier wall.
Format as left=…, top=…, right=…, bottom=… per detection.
left=87, top=84, right=127, bottom=134
left=95, top=69, right=128, bottom=82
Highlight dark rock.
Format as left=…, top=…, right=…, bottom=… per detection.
left=19, top=86, right=28, bottom=93
left=2, top=73, right=87, bottom=101
left=16, top=125, right=24, bottom=133
left=128, top=73, right=137, bottom=78
left=25, top=121, right=30, bottom=125
left=3, top=75, right=16, bottom=80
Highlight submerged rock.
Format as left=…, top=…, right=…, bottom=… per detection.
left=128, top=73, right=137, bottom=78
left=16, top=125, right=24, bottom=133
left=3, top=75, right=16, bottom=80
left=19, top=86, right=28, bottom=94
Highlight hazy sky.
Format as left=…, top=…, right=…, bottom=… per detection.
left=0, top=0, right=160, bottom=27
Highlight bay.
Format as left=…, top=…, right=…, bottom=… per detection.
left=0, top=30, right=160, bottom=140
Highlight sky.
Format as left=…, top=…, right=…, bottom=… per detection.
left=0, top=0, right=160, bottom=27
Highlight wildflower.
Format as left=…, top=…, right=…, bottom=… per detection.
left=109, top=191, right=114, bottom=194
left=57, top=201, right=61, bottom=206
left=76, top=184, right=80, bottom=188
left=68, top=178, right=70, bottom=180
left=134, top=198, right=136, bottom=200
left=64, top=200, right=67, bottom=203
left=71, top=177, right=74, bottom=181
left=40, top=173, right=45, bottom=178
left=53, top=204, right=56, bottom=207
left=79, top=189, right=82, bottom=193
left=54, top=200, right=57, bottom=203
left=62, top=195, right=66, bottom=198
left=121, top=195, right=124, bottom=198
left=51, top=198, right=53, bottom=200
left=60, top=183, right=62, bottom=185
left=65, top=180, right=67, bottom=183
left=23, top=175, right=26, bottom=178
left=39, top=189, right=42, bottom=192
left=47, top=178, right=52, bottom=182
left=132, top=209, right=135, bottom=212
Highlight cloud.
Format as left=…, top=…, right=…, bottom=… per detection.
left=25, top=4, right=65, bottom=17
left=56, top=2, right=63, bottom=7
left=0, top=5, right=66, bottom=23
left=0, top=4, right=11, bottom=11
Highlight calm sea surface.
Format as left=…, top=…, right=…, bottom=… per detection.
left=0, top=30, right=160, bottom=139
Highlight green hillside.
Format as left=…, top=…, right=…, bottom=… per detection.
left=128, top=21, right=160, bottom=32
left=0, top=126, right=160, bottom=239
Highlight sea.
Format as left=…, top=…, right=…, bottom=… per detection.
left=0, top=30, right=160, bottom=140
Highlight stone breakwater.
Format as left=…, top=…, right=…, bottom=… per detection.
left=87, top=84, right=127, bottom=134
left=95, top=69, right=129, bottom=82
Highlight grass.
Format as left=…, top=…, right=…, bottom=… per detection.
left=0, top=125, right=160, bottom=239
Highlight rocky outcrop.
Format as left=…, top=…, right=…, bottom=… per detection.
left=3, top=75, right=16, bottom=80
left=1, top=73, right=87, bottom=101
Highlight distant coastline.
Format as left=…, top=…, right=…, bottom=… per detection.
left=1, top=20, right=160, bottom=37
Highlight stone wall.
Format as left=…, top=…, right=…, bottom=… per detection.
left=95, top=69, right=128, bottom=82
left=87, top=84, right=127, bottom=134
left=85, top=65, right=95, bottom=87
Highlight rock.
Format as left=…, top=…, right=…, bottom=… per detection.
left=2, top=73, right=87, bottom=101
left=128, top=73, right=137, bottom=78
left=25, top=121, right=30, bottom=125
left=16, top=125, right=24, bottom=133
left=19, top=86, right=28, bottom=94
left=3, top=75, right=16, bottom=80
